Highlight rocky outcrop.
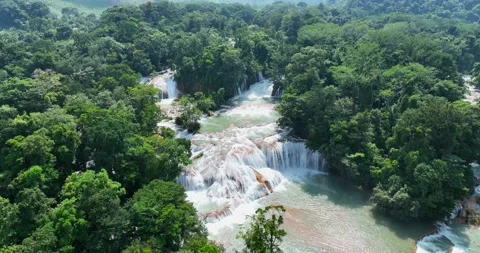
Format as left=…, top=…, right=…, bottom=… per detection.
left=456, top=196, right=480, bottom=225
left=252, top=168, right=273, bottom=193
left=201, top=204, right=232, bottom=223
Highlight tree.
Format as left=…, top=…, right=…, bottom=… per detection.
left=15, top=187, right=55, bottom=240
left=119, top=135, right=191, bottom=195
left=127, top=85, right=162, bottom=135
left=61, top=170, right=130, bottom=252
left=40, top=198, right=88, bottom=251
left=0, top=197, right=20, bottom=247
left=127, top=180, right=206, bottom=252
left=297, top=23, right=344, bottom=48
left=77, top=106, right=137, bottom=171
left=238, top=205, right=287, bottom=253
left=175, top=98, right=202, bottom=133
left=0, top=131, right=56, bottom=190
left=372, top=97, right=477, bottom=220
left=10, top=107, right=80, bottom=177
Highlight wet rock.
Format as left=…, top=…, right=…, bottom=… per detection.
left=201, top=204, right=232, bottom=223
left=252, top=168, right=273, bottom=193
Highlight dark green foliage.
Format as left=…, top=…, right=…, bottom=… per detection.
left=473, top=63, right=480, bottom=88
left=127, top=180, right=206, bottom=252
left=346, top=0, right=480, bottom=23
left=275, top=0, right=480, bottom=221
left=0, top=2, right=216, bottom=250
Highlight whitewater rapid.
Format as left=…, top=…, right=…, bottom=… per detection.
left=146, top=70, right=179, bottom=105
left=175, top=80, right=325, bottom=250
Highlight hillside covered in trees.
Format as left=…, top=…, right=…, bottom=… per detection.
left=0, top=0, right=480, bottom=252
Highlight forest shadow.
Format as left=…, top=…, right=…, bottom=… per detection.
left=370, top=208, right=435, bottom=241
left=299, top=174, right=449, bottom=242
left=299, top=174, right=370, bottom=209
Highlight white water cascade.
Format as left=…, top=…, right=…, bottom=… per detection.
left=146, top=70, right=179, bottom=104
left=177, top=80, right=326, bottom=246
left=416, top=222, right=470, bottom=253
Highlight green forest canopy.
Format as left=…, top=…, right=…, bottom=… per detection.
left=0, top=0, right=480, bottom=251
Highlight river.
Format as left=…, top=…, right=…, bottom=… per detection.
left=154, top=75, right=480, bottom=252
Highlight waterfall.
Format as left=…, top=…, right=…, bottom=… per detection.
left=234, top=78, right=248, bottom=96
left=464, top=75, right=479, bottom=104
left=416, top=222, right=468, bottom=253
left=274, top=88, right=284, bottom=98
left=241, top=80, right=274, bottom=99
left=175, top=79, right=325, bottom=240
left=140, top=77, right=149, bottom=85
left=166, top=78, right=178, bottom=99
left=260, top=141, right=325, bottom=171
left=258, top=71, right=265, bottom=82
left=450, top=203, right=463, bottom=220
left=146, top=70, right=179, bottom=101
left=178, top=125, right=325, bottom=222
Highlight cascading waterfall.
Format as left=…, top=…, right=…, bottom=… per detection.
left=415, top=194, right=471, bottom=252
left=234, top=79, right=248, bottom=96
left=177, top=80, right=326, bottom=226
left=260, top=140, right=325, bottom=171
left=274, top=88, right=284, bottom=98
left=416, top=222, right=469, bottom=253
left=146, top=70, right=179, bottom=102
left=258, top=71, right=265, bottom=82
left=165, top=77, right=178, bottom=99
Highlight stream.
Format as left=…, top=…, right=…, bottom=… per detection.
left=153, top=74, right=480, bottom=252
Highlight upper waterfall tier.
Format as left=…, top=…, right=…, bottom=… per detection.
left=145, top=71, right=179, bottom=103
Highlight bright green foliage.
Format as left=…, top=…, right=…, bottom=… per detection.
left=346, top=0, right=480, bottom=23
left=238, top=205, right=287, bottom=253
left=277, top=2, right=480, bottom=221
left=0, top=132, right=56, bottom=190
left=180, top=235, right=222, bottom=253
left=41, top=198, right=88, bottom=251
left=198, top=244, right=222, bottom=253
left=123, top=240, right=161, bottom=253
left=175, top=44, right=247, bottom=98
left=9, top=166, right=58, bottom=197
left=61, top=170, right=130, bottom=252
left=127, top=180, right=205, bottom=252
left=298, top=23, right=344, bottom=47
left=372, top=98, right=476, bottom=219
left=0, top=71, right=66, bottom=113
left=285, top=46, right=327, bottom=93
left=17, top=223, right=57, bottom=253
